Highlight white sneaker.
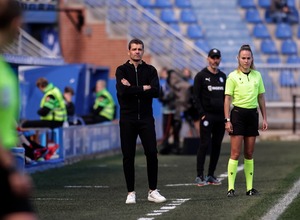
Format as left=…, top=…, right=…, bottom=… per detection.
left=148, top=189, right=167, bottom=203
left=125, top=191, right=136, bottom=204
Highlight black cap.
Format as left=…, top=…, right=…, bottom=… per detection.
left=208, top=48, right=221, bottom=58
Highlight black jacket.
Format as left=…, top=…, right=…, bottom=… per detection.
left=193, top=67, right=226, bottom=118
left=115, top=60, right=159, bottom=121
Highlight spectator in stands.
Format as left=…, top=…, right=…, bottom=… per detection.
left=116, top=38, right=166, bottom=204
left=81, top=79, right=115, bottom=124
left=181, top=67, right=200, bottom=137
left=158, top=67, right=180, bottom=155
left=63, top=86, right=75, bottom=118
left=193, top=48, right=226, bottom=186
left=21, top=77, right=67, bottom=129
left=270, top=0, right=291, bottom=23
left=224, top=45, right=268, bottom=197
left=0, top=0, right=37, bottom=219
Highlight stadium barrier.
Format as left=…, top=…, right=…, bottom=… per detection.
left=22, top=117, right=162, bottom=173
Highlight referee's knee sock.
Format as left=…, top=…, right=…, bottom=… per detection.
left=244, top=158, right=254, bottom=191
left=227, top=159, right=238, bottom=191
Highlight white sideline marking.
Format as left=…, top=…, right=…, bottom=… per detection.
left=261, top=178, right=300, bottom=220
left=137, top=198, right=190, bottom=220
left=165, top=165, right=244, bottom=187
left=64, top=185, right=109, bottom=188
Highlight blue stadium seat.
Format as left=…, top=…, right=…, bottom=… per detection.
left=298, top=26, right=300, bottom=38
left=264, top=9, right=273, bottom=23
left=138, top=0, right=153, bottom=7
left=195, top=39, right=210, bottom=53
left=143, top=8, right=156, bottom=21
left=168, top=23, right=181, bottom=34
left=258, top=0, right=271, bottom=8
left=267, top=55, right=281, bottom=63
left=187, top=24, right=204, bottom=39
left=253, top=23, right=270, bottom=38
left=239, top=0, right=256, bottom=8
left=275, top=23, right=292, bottom=39
left=85, top=0, right=105, bottom=7
left=286, top=55, right=300, bottom=64
left=180, top=9, right=197, bottom=23
left=287, top=0, right=295, bottom=7
left=245, top=8, right=262, bottom=23
left=280, top=70, right=298, bottom=87
left=281, top=39, right=298, bottom=55
left=155, top=0, right=172, bottom=8
left=261, top=39, right=278, bottom=54
left=160, top=9, right=178, bottom=23
left=175, top=0, right=192, bottom=8
left=287, top=7, right=299, bottom=24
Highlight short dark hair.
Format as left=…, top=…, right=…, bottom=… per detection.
left=0, top=0, right=22, bottom=30
left=64, top=86, right=74, bottom=95
left=36, top=77, right=49, bottom=88
left=128, top=38, right=144, bottom=50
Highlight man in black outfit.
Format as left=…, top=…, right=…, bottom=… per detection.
left=116, top=38, right=166, bottom=204
left=193, top=48, right=226, bottom=186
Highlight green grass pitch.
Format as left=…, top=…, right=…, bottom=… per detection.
left=31, top=141, right=300, bottom=220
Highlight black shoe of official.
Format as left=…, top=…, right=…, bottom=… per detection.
left=246, top=188, right=259, bottom=196
left=227, top=189, right=235, bottom=197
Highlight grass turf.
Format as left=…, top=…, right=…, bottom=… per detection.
left=31, top=141, right=300, bottom=220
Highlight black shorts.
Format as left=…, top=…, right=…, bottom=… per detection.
left=230, top=106, right=259, bottom=136
left=0, top=167, right=34, bottom=218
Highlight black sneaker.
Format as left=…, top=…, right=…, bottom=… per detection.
left=206, top=175, right=221, bottom=185
left=227, top=189, right=235, bottom=197
left=246, top=188, right=259, bottom=196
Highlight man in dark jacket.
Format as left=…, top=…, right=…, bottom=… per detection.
left=116, top=38, right=166, bottom=204
left=193, top=48, right=226, bottom=186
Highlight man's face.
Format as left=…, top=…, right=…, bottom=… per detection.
left=207, top=56, right=221, bottom=69
left=128, top=43, right=144, bottom=62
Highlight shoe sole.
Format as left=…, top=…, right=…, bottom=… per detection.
left=196, top=183, right=208, bottom=187
left=125, top=201, right=136, bottom=204
left=148, top=198, right=167, bottom=203
left=207, top=182, right=222, bottom=185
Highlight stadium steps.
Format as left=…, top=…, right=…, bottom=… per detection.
left=191, top=0, right=262, bottom=64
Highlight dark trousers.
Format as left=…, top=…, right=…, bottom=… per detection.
left=197, top=113, right=225, bottom=177
left=162, top=113, right=181, bottom=147
left=120, top=117, right=158, bottom=192
left=21, top=120, right=63, bottom=129
left=0, top=166, right=34, bottom=218
left=81, top=114, right=110, bottom=125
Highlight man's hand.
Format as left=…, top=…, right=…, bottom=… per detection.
left=143, top=85, right=151, bottom=91
left=9, top=172, right=33, bottom=198
left=121, top=78, right=131, bottom=86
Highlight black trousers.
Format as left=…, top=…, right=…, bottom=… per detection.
left=21, top=120, right=63, bottom=129
left=0, top=166, right=35, bottom=218
left=120, top=117, right=158, bottom=192
left=197, top=113, right=225, bottom=177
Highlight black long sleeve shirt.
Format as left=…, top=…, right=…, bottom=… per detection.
left=193, top=67, right=226, bottom=118
left=115, top=60, right=159, bottom=121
